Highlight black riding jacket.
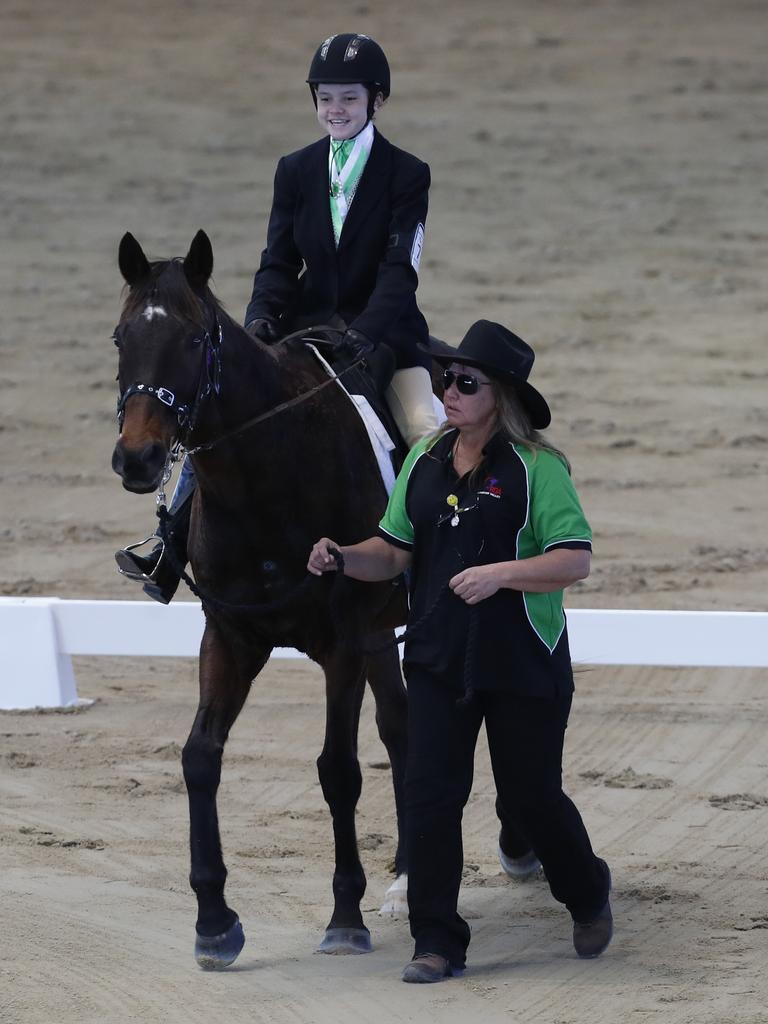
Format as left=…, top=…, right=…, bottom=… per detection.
left=244, top=128, right=431, bottom=370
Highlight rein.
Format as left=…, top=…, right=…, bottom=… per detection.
left=184, top=327, right=364, bottom=456
left=156, top=502, right=345, bottom=617
left=116, top=317, right=364, bottom=456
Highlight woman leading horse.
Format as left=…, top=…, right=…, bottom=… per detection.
left=309, top=321, right=612, bottom=983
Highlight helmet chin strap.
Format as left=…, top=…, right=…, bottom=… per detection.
left=367, top=87, right=385, bottom=121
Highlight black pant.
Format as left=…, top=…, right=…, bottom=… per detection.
left=404, top=669, right=609, bottom=966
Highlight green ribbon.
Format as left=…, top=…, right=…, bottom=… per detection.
left=331, top=138, right=354, bottom=172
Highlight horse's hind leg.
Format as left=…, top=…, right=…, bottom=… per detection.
left=365, top=633, right=409, bottom=915
left=316, top=649, right=370, bottom=954
left=181, top=622, right=270, bottom=969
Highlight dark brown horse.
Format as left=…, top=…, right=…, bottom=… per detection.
left=111, top=230, right=410, bottom=968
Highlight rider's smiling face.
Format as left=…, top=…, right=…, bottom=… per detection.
left=315, top=83, right=379, bottom=140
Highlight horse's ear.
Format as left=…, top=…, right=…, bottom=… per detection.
left=118, top=232, right=151, bottom=286
left=183, top=230, right=213, bottom=292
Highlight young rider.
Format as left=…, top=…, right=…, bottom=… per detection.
left=115, top=32, right=438, bottom=603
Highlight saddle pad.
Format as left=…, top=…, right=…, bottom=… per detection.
left=306, top=345, right=445, bottom=497
left=307, top=344, right=397, bottom=496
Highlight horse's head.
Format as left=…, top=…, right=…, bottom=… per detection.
left=111, top=230, right=217, bottom=493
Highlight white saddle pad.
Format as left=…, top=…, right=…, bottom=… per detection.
left=307, top=345, right=443, bottom=497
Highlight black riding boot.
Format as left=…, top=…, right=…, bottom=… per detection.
left=114, top=497, right=192, bottom=605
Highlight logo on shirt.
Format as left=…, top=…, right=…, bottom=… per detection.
left=478, top=476, right=503, bottom=498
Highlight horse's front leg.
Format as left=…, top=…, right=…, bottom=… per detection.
left=181, top=621, right=270, bottom=969
left=316, top=648, right=370, bottom=954
left=365, top=633, right=409, bottom=916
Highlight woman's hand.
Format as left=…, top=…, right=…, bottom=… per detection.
left=307, top=538, right=342, bottom=576
left=450, top=549, right=591, bottom=600
left=308, top=535, right=411, bottom=580
left=449, top=564, right=501, bottom=605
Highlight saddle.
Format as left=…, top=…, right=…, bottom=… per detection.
left=300, top=331, right=408, bottom=477
left=337, top=345, right=409, bottom=474
left=299, top=326, right=451, bottom=481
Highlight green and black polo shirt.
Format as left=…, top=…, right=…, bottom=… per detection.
left=377, top=429, right=592, bottom=697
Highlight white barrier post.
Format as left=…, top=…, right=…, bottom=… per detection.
left=0, top=597, right=78, bottom=710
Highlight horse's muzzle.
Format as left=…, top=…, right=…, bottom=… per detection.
left=112, top=439, right=168, bottom=493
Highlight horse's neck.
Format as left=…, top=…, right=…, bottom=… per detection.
left=191, top=325, right=323, bottom=478
left=222, top=317, right=283, bottom=399
left=196, top=316, right=288, bottom=432
left=190, top=336, right=386, bottom=544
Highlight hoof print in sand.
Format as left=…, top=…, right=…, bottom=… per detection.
left=580, top=767, right=673, bottom=790
left=709, top=793, right=768, bottom=811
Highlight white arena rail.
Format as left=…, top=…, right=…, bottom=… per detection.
left=0, top=596, right=766, bottom=711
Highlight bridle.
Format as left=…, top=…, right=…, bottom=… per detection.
left=114, top=313, right=363, bottom=469
left=114, top=313, right=223, bottom=442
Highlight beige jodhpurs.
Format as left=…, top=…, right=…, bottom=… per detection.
left=385, top=366, right=441, bottom=450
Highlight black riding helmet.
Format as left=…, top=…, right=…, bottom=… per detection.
left=307, top=34, right=390, bottom=119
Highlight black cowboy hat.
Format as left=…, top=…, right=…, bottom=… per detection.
left=419, top=320, right=551, bottom=429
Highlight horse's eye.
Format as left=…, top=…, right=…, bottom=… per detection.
left=111, top=333, right=120, bottom=348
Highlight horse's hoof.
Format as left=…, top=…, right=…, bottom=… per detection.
left=194, top=917, right=245, bottom=970
left=316, top=926, right=372, bottom=954
left=378, top=873, right=408, bottom=917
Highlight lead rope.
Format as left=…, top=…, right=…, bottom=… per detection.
left=459, top=606, right=479, bottom=708
left=358, top=561, right=478, bottom=708
left=158, top=515, right=476, bottom=705
left=155, top=504, right=323, bottom=615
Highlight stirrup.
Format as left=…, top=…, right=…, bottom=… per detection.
left=115, top=535, right=164, bottom=582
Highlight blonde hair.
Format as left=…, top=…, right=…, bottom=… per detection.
left=491, top=380, right=571, bottom=473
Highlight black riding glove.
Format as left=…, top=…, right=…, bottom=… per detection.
left=340, top=328, right=376, bottom=362
left=246, top=318, right=281, bottom=345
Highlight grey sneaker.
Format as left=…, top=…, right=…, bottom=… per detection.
left=497, top=843, right=542, bottom=879
left=402, top=953, right=451, bottom=984
left=573, top=862, right=613, bottom=958
left=573, top=901, right=613, bottom=958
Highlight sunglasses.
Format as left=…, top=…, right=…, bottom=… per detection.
left=442, top=369, right=493, bottom=396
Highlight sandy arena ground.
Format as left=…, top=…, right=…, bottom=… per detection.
left=1, top=1, right=767, bottom=1021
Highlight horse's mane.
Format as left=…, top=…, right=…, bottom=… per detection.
left=121, top=259, right=224, bottom=328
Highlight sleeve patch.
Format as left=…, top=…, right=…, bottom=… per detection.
left=410, top=223, right=425, bottom=271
